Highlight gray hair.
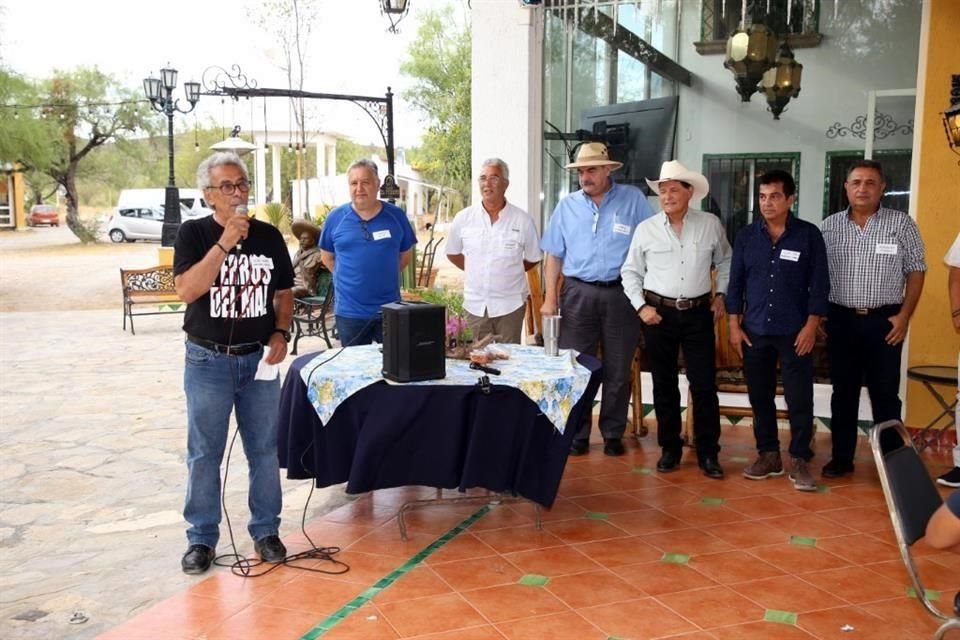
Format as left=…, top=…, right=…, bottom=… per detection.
left=196, top=152, right=249, bottom=191
left=481, top=158, right=510, bottom=181
left=347, top=158, right=380, bottom=180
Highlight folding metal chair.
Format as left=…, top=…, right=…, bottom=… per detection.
left=870, top=419, right=960, bottom=640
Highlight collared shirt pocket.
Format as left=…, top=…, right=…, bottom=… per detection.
left=461, top=227, right=483, bottom=254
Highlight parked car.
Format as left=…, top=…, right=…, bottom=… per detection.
left=107, top=207, right=165, bottom=242
left=117, top=188, right=212, bottom=219
left=28, top=204, right=60, bottom=227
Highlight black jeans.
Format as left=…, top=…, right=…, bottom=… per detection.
left=742, top=332, right=814, bottom=461
left=559, top=278, right=641, bottom=441
left=826, top=303, right=903, bottom=464
left=644, top=305, right=720, bottom=459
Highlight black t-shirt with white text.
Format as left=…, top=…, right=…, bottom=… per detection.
left=174, top=216, right=294, bottom=345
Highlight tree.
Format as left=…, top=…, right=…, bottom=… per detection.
left=249, top=0, right=319, bottom=214
left=0, top=67, right=156, bottom=241
left=400, top=5, right=472, bottom=203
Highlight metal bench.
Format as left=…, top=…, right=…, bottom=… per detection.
left=120, top=265, right=184, bottom=335
left=290, top=271, right=335, bottom=355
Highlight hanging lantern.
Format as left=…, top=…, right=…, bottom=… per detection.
left=723, top=23, right=778, bottom=102
left=380, top=0, right=410, bottom=33
left=761, top=41, right=803, bottom=120
left=943, top=103, right=960, bottom=157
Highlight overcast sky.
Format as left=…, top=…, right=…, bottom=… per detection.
left=1, top=0, right=470, bottom=148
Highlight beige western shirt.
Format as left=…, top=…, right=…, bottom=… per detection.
left=446, top=202, right=542, bottom=317
left=621, top=208, right=732, bottom=310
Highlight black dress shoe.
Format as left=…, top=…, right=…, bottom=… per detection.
left=570, top=439, right=589, bottom=456
left=699, top=457, right=725, bottom=479
left=821, top=459, right=855, bottom=478
left=603, top=438, right=625, bottom=456
left=255, top=535, right=287, bottom=563
left=656, top=450, right=682, bottom=473
left=181, top=544, right=215, bottom=575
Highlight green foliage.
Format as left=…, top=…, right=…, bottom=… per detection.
left=263, top=201, right=290, bottom=233
left=0, top=66, right=158, bottom=241
left=400, top=5, right=472, bottom=202
left=412, top=286, right=465, bottom=317
left=335, top=138, right=385, bottom=174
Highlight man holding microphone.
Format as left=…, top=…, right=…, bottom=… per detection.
left=173, top=151, right=294, bottom=574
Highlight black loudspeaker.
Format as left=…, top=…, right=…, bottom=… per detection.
left=381, top=302, right=446, bottom=382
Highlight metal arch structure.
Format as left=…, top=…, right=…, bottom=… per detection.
left=199, top=65, right=398, bottom=200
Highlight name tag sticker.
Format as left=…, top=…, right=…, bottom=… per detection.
left=613, top=223, right=632, bottom=235
left=372, top=229, right=392, bottom=241
left=876, top=243, right=898, bottom=255
left=504, top=240, right=519, bottom=250
left=251, top=256, right=274, bottom=269
left=780, top=249, right=801, bottom=262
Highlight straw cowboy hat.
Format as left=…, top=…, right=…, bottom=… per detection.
left=565, top=142, right=623, bottom=171
left=645, top=160, right=710, bottom=202
left=291, top=219, right=321, bottom=242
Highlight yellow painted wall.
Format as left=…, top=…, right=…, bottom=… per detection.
left=906, top=0, right=960, bottom=428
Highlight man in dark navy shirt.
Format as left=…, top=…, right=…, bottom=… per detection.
left=726, top=170, right=829, bottom=491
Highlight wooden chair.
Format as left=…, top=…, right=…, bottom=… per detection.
left=870, top=419, right=960, bottom=640
left=524, top=268, right=647, bottom=438
left=290, top=270, right=335, bottom=355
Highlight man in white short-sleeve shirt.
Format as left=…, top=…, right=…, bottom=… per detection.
left=446, top=158, right=542, bottom=343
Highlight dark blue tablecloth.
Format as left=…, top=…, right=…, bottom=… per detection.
left=278, top=351, right=602, bottom=508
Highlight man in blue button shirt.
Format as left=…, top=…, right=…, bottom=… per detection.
left=726, top=170, right=829, bottom=491
left=541, top=142, right=655, bottom=456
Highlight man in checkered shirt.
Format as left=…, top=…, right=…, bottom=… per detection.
left=820, top=159, right=926, bottom=479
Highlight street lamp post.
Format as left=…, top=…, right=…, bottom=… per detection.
left=143, top=67, right=200, bottom=246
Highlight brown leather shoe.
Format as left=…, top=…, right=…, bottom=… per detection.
left=743, top=451, right=784, bottom=480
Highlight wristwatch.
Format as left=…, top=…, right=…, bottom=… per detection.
left=272, top=328, right=292, bottom=343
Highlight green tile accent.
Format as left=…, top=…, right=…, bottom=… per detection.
left=729, top=456, right=750, bottom=463
left=764, top=609, right=798, bottom=624
left=728, top=416, right=744, bottom=425
left=518, top=574, right=550, bottom=586
left=585, top=511, right=609, bottom=520
left=632, top=466, right=653, bottom=474
left=816, top=485, right=831, bottom=493
left=789, top=536, right=817, bottom=547
left=907, top=586, right=940, bottom=600
left=662, top=552, right=690, bottom=564
left=642, top=403, right=655, bottom=416
left=700, top=496, right=725, bottom=506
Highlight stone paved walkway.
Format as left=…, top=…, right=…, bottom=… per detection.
left=0, top=223, right=360, bottom=639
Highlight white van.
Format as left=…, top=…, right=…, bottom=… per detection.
left=106, top=188, right=213, bottom=243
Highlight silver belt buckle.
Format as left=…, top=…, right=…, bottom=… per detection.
left=675, top=297, right=692, bottom=311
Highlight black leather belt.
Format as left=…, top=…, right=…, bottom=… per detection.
left=644, top=291, right=712, bottom=311
left=832, top=303, right=900, bottom=317
left=187, top=335, right=262, bottom=355
left=569, top=276, right=622, bottom=288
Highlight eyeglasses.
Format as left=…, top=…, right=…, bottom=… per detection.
left=207, top=179, right=251, bottom=195
left=478, top=175, right=504, bottom=185
left=360, top=219, right=372, bottom=241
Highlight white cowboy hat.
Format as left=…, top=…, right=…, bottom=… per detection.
left=565, top=142, right=623, bottom=170
left=645, top=160, right=710, bottom=202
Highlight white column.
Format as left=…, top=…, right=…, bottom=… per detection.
left=255, top=146, right=267, bottom=206
left=316, top=142, right=326, bottom=177
left=471, top=1, right=544, bottom=230
left=271, top=145, right=282, bottom=204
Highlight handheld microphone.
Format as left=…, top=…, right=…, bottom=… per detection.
left=235, top=205, right=248, bottom=251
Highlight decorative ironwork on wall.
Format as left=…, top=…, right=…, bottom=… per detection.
left=825, top=112, right=913, bottom=140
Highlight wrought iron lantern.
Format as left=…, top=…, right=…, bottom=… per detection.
left=723, top=23, right=779, bottom=102
left=944, top=103, right=960, bottom=157
left=760, top=41, right=803, bottom=120
left=380, top=0, right=410, bottom=33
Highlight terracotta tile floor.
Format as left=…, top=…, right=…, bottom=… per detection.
left=98, top=426, right=959, bottom=640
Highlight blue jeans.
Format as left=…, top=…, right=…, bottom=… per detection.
left=183, top=341, right=282, bottom=548
left=336, top=315, right=383, bottom=347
